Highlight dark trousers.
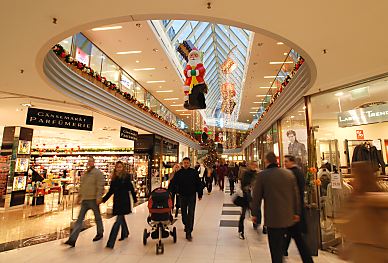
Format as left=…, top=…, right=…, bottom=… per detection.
left=283, top=224, right=313, bottom=263
left=68, top=200, right=104, bottom=243
left=180, top=195, right=196, bottom=234
left=229, top=179, right=235, bottom=194
left=218, top=176, right=225, bottom=190
left=268, top=227, right=287, bottom=263
left=238, top=204, right=261, bottom=233
left=205, top=176, right=213, bottom=193
left=107, top=215, right=129, bottom=248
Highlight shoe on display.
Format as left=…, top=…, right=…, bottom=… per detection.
left=64, top=240, right=75, bottom=247
left=238, top=232, right=245, bottom=240
left=93, top=234, right=103, bottom=242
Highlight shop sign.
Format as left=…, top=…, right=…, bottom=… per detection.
left=338, top=103, right=388, bottom=127
left=26, top=108, right=93, bottom=131
left=331, top=173, right=342, bottom=189
left=356, top=130, right=364, bottom=140
left=120, top=127, right=138, bottom=141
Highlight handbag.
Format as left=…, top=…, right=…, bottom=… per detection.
left=232, top=194, right=248, bottom=207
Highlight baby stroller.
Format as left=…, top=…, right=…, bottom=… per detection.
left=143, top=187, right=177, bottom=254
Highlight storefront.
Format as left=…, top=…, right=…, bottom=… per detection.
left=243, top=75, right=388, bottom=254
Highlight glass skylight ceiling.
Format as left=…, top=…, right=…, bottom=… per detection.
left=153, top=20, right=253, bottom=121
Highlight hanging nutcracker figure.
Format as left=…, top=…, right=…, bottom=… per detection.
left=183, top=48, right=207, bottom=110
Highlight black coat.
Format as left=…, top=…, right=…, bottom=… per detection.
left=169, top=167, right=203, bottom=198
left=102, top=174, right=137, bottom=215
left=289, top=166, right=307, bottom=233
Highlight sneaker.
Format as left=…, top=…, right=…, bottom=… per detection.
left=64, top=240, right=75, bottom=247
left=93, top=234, right=103, bottom=242
left=238, top=232, right=245, bottom=240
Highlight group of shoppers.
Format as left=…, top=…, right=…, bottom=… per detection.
left=64, top=157, right=137, bottom=249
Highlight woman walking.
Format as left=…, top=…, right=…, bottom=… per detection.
left=102, top=161, right=137, bottom=248
left=205, top=167, right=214, bottom=194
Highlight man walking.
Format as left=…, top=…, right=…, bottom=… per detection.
left=64, top=157, right=105, bottom=247
left=251, top=152, right=300, bottom=263
left=283, top=155, right=313, bottom=263
left=169, top=157, right=203, bottom=241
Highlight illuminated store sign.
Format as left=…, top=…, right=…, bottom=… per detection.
left=26, top=108, right=93, bottom=131
left=338, top=104, right=388, bottom=127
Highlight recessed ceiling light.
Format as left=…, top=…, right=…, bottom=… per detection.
left=170, top=104, right=183, bottom=107
left=134, top=68, right=156, bottom=71
left=334, top=92, right=344, bottom=97
left=247, top=119, right=250, bottom=122
left=135, top=60, right=140, bottom=63
left=249, top=111, right=257, bottom=114
left=180, top=113, right=191, bottom=116
left=21, top=103, right=32, bottom=107
left=253, top=102, right=261, bottom=104
left=302, top=106, right=307, bottom=110
left=153, top=48, right=159, bottom=52
left=277, top=42, right=284, bottom=45
left=164, top=98, right=179, bottom=101
left=269, top=61, right=294, bottom=65
left=283, top=52, right=288, bottom=55
left=298, top=110, right=305, bottom=113
left=92, top=26, right=123, bottom=31
left=251, top=107, right=260, bottom=109
left=291, top=116, right=295, bottom=118
left=146, top=80, right=166, bottom=83
left=156, top=90, right=173, bottom=93
left=116, top=51, right=142, bottom=55
left=264, top=76, right=277, bottom=79
left=175, top=110, right=186, bottom=112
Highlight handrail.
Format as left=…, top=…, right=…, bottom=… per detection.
left=59, top=33, right=189, bottom=132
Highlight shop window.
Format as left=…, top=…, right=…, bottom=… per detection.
left=74, top=33, right=92, bottom=66
left=120, top=72, right=135, bottom=95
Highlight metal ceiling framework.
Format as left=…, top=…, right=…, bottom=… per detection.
left=152, top=20, right=253, bottom=122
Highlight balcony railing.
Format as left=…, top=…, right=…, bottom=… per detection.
left=57, top=33, right=189, bottom=133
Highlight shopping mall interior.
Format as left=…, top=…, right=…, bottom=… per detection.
left=0, top=1, right=387, bottom=262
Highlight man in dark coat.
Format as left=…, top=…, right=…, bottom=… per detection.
left=169, top=157, right=203, bottom=241
left=283, top=155, right=313, bottom=262
left=251, top=152, right=301, bottom=263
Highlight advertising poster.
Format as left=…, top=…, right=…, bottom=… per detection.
left=12, top=175, right=27, bottom=191
left=282, top=128, right=308, bottom=166
left=15, top=158, right=30, bottom=173
left=18, top=140, right=31, bottom=155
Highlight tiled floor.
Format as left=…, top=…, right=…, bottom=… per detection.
left=0, top=186, right=347, bottom=262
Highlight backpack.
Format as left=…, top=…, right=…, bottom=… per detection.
left=148, top=187, right=173, bottom=214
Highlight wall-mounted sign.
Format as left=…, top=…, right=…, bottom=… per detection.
left=338, top=103, right=388, bottom=127
left=120, top=127, right=138, bottom=141
left=26, top=108, right=93, bottom=131
left=356, top=130, right=364, bottom=140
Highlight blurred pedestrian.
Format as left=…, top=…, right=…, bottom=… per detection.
left=283, top=155, right=313, bottom=262
left=338, top=162, right=388, bottom=263
left=205, top=166, right=214, bottom=194
left=102, top=161, right=137, bottom=248
left=251, top=152, right=300, bottom=263
left=168, top=163, right=181, bottom=218
left=227, top=162, right=237, bottom=195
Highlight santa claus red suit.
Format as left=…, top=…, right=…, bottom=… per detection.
left=183, top=49, right=207, bottom=110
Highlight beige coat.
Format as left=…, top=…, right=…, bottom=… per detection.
left=339, top=192, right=388, bottom=262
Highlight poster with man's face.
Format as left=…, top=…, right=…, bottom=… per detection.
left=283, top=129, right=308, bottom=166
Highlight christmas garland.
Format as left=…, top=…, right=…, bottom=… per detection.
left=244, top=56, right=305, bottom=141
left=52, top=44, right=198, bottom=143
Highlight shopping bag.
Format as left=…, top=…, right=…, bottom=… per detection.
left=232, top=195, right=248, bottom=207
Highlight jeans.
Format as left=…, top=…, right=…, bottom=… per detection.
left=205, top=176, right=213, bottom=193
left=68, top=199, right=103, bottom=243
left=218, top=176, right=224, bottom=191
left=107, top=215, right=129, bottom=248
left=229, top=179, right=235, bottom=194
left=180, top=195, right=196, bottom=234
left=283, top=223, right=313, bottom=263
left=268, top=227, right=287, bottom=263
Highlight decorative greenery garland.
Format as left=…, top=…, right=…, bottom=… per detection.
left=52, top=44, right=198, bottom=143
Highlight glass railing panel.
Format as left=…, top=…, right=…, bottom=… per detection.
left=101, top=57, right=120, bottom=85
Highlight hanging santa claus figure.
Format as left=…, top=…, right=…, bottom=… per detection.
left=183, top=48, right=207, bottom=110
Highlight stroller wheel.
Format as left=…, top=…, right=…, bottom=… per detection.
left=143, top=229, right=148, bottom=245
left=172, top=227, right=177, bottom=243
left=156, top=243, right=164, bottom=254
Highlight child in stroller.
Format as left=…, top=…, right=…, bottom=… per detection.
left=143, top=187, right=177, bottom=254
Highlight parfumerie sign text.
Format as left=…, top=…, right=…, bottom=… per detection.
left=120, top=127, right=138, bottom=141
left=338, top=104, right=388, bottom=128
left=26, top=108, right=93, bottom=131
